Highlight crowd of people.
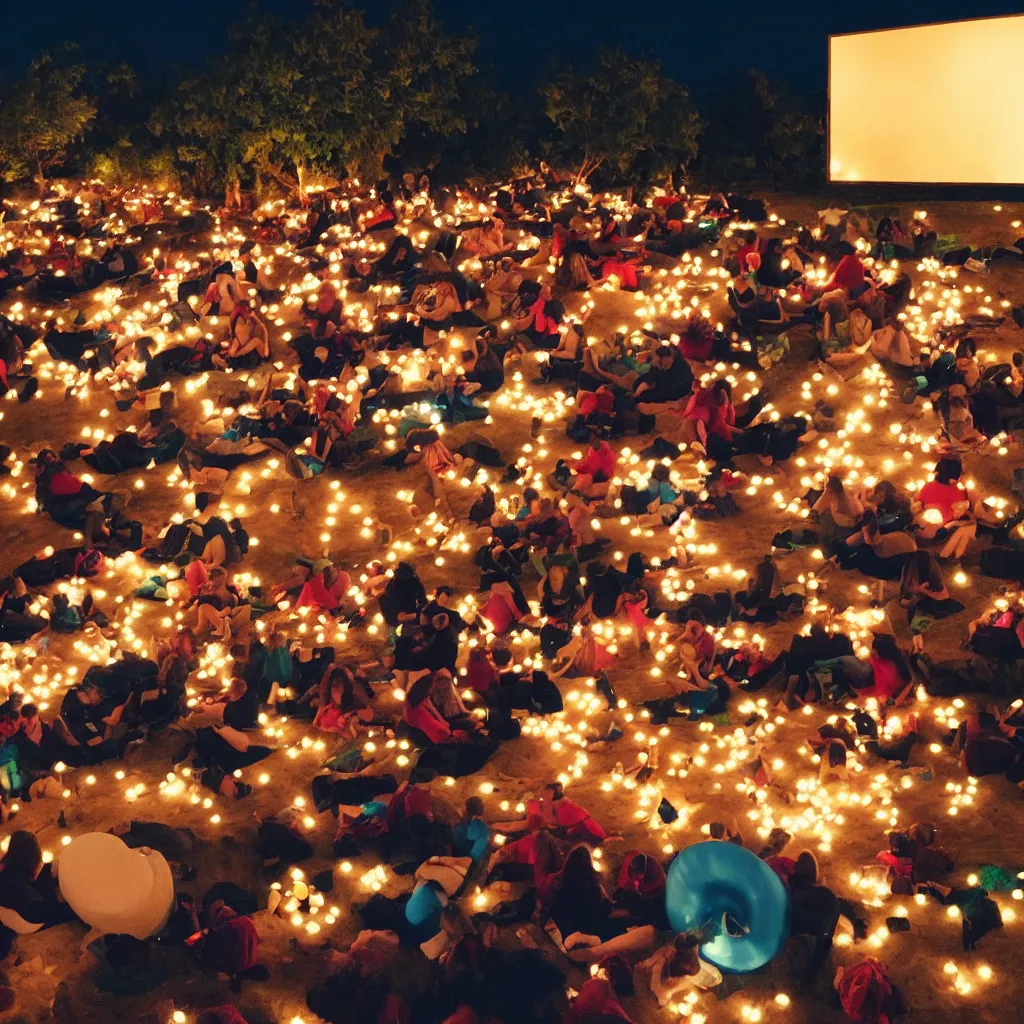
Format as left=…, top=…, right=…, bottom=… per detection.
left=0, top=170, right=1022, bottom=1023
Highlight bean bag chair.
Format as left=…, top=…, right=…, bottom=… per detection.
left=665, top=841, right=790, bottom=973
left=56, top=832, right=174, bottom=939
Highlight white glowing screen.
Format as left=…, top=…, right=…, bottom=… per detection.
left=829, top=16, right=1024, bottom=184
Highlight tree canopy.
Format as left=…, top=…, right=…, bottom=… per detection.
left=0, top=46, right=96, bottom=189
left=151, top=0, right=476, bottom=195
left=541, top=49, right=702, bottom=184
left=0, top=2, right=825, bottom=195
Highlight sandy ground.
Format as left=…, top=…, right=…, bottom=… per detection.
left=1, top=195, right=1024, bottom=1024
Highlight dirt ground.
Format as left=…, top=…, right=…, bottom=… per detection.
left=2, top=194, right=1024, bottom=1024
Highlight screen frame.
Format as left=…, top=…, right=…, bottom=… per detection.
left=827, top=14, right=1024, bottom=188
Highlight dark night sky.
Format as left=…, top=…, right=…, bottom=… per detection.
left=2, top=0, right=1023, bottom=95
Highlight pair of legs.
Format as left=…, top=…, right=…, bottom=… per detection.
left=939, top=521, right=976, bottom=560
left=564, top=924, right=657, bottom=962
left=195, top=602, right=251, bottom=641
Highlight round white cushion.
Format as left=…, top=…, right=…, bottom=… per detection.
left=56, top=832, right=174, bottom=939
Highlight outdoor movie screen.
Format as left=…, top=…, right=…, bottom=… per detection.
left=828, top=16, right=1024, bottom=185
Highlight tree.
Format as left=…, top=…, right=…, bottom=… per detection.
left=695, top=70, right=822, bottom=191
left=750, top=71, right=823, bottom=190
left=343, top=0, right=478, bottom=179
left=541, top=49, right=701, bottom=185
left=0, top=46, right=96, bottom=192
left=151, top=11, right=365, bottom=197
left=153, top=0, right=476, bottom=196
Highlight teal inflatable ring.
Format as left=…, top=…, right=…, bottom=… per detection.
left=665, top=841, right=791, bottom=973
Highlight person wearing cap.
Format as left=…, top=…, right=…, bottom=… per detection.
left=297, top=559, right=351, bottom=614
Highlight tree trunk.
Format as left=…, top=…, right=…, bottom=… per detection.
left=295, top=161, right=306, bottom=198
left=576, top=155, right=604, bottom=185
left=35, top=155, right=46, bottom=198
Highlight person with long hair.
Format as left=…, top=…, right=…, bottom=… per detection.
left=812, top=473, right=865, bottom=541
left=786, top=851, right=867, bottom=985
left=900, top=550, right=964, bottom=651
left=486, top=827, right=567, bottom=905
left=402, top=674, right=455, bottom=745
left=912, top=456, right=997, bottom=559
left=544, top=845, right=656, bottom=962
left=680, top=379, right=737, bottom=455
left=0, top=830, right=74, bottom=950
left=313, top=666, right=370, bottom=738
left=841, top=509, right=917, bottom=579
left=826, top=632, right=913, bottom=705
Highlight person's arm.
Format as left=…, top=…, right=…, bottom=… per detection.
left=836, top=895, right=869, bottom=939
left=102, top=703, right=126, bottom=729
left=917, top=580, right=950, bottom=601
left=679, top=643, right=710, bottom=689
left=891, top=676, right=916, bottom=707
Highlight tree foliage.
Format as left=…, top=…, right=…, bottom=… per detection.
left=0, top=46, right=96, bottom=189
left=0, top=4, right=827, bottom=195
left=540, top=49, right=701, bottom=184
left=695, top=69, right=823, bottom=190
left=151, top=0, right=475, bottom=195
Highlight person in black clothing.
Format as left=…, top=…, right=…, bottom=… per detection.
left=632, top=346, right=694, bottom=409
left=415, top=614, right=461, bottom=676
left=57, top=682, right=132, bottom=764
left=0, top=831, right=76, bottom=956
left=577, top=561, right=629, bottom=621
left=784, top=625, right=855, bottom=708
left=786, top=851, right=867, bottom=985
left=0, top=577, right=47, bottom=644
left=379, top=561, right=427, bottom=629
left=422, top=586, right=469, bottom=634
left=544, top=845, right=656, bottom=962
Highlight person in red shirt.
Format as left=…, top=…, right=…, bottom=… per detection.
left=527, top=782, right=610, bottom=845
left=913, top=455, right=997, bottom=559
left=680, top=379, right=738, bottom=455
left=402, top=675, right=456, bottom=745
left=915, top=457, right=970, bottom=529
left=819, top=252, right=867, bottom=297
left=575, top=385, right=616, bottom=435
left=297, top=561, right=352, bottom=614
left=861, top=634, right=914, bottom=705
left=563, top=433, right=616, bottom=502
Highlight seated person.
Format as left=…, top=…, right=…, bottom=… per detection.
left=733, top=555, right=799, bottom=622
left=0, top=578, right=47, bottom=645
left=543, top=846, right=656, bottom=962
left=215, top=303, right=270, bottom=370
left=56, top=682, right=132, bottom=763
left=513, top=288, right=564, bottom=350
left=632, top=345, right=694, bottom=410
left=840, top=510, right=917, bottom=578
left=462, top=330, right=505, bottom=393
left=729, top=274, right=784, bottom=328
left=812, top=474, right=865, bottom=545
left=296, top=560, right=352, bottom=614
left=351, top=234, right=419, bottom=288
left=679, top=379, right=738, bottom=457
left=827, top=633, right=914, bottom=705
left=200, top=262, right=245, bottom=316
left=551, top=433, right=615, bottom=501
left=313, top=667, right=372, bottom=738
left=481, top=256, right=522, bottom=319
left=900, top=551, right=963, bottom=650
left=460, top=219, right=507, bottom=257
left=538, top=322, right=584, bottom=383
left=0, top=831, right=75, bottom=952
